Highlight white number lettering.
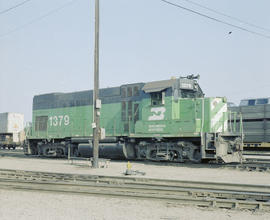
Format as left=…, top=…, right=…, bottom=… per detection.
left=53, top=116, right=58, bottom=126
left=49, top=115, right=70, bottom=127
left=49, top=117, right=53, bottom=126
left=58, top=115, right=63, bottom=126
left=64, top=115, right=70, bottom=126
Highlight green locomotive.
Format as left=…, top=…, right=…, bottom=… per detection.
left=26, top=75, right=243, bottom=163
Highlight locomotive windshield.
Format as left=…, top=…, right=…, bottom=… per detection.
left=178, top=76, right=204, bottom=98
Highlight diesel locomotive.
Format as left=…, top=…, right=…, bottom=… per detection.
left=25, top=75, right=243, bottom=163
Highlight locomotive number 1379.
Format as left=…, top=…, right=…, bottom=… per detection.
left=49, top=115, right=70, bottom=127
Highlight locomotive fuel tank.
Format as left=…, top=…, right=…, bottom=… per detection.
left=78, top=142, right=135, bottom=159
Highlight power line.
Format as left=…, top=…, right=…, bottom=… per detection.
left=179, top=0, right=270, bottom=32
left=0, top=0, right=78, bottom=39
left=161, top=0, right=270, bottom=40
left=0, top=0, right=32, bottom=15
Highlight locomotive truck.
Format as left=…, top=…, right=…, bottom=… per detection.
left=25, top=75, right=243, bottom=163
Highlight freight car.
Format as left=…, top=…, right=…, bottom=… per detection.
left=229, top=98, right=270, bottom=149
left=0, top=112, right=25, bottom=149
left=25, top=75, right=243, bottom=163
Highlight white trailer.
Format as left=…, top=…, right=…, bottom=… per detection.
left=0, top=112, right=25, bottom=149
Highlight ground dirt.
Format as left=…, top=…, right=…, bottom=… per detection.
left=0, top=189, right=269, bottom=220
left=0, top=156, right=269, bottom=184
left=0, top=155, right=270, bottom=219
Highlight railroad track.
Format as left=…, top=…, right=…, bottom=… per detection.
left=244, top=151, right=270, bottom=156
left=0, top=169, right=269, bottom=211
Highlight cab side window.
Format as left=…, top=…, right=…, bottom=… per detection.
left=151, top=92, right=165, bottom=106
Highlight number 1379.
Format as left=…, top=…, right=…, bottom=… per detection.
left=49, top=115, right=70, bottom=127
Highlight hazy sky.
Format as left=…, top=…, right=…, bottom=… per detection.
left=1, top=0, right=270, bottom=122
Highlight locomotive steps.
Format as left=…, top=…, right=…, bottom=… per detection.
left=0, top=169, right=269, bottom=211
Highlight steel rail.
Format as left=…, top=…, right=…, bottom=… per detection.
left=0, top=169, right=269, bottom=211
left=0, top=179, right=269, bottom=211
left=0, top=168, right=270, bottom=193
left=0, top=177, right=269, bottom=201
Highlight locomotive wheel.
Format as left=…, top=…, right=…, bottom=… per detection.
left=170, top=150, right=183, bottom=162
left=177, top=141, right=201, bottom=163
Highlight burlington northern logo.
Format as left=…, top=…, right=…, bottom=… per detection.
left=148, top=107, right=166, bottom=121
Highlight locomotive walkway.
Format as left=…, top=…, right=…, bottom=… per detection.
left=0, top=168, right=269, bottom=211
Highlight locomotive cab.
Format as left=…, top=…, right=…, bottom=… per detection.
left=133, top=75, right=243, bottom=163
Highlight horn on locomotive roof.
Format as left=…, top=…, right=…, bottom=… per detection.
left=182, top=74, right=200, bottom=80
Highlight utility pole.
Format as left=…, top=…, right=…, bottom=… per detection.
left=92, top=0, right=100, bottom=168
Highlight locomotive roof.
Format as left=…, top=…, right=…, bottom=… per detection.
left=142, top=79, right=175, bottom=93
left=142, top=77, right=200, bottom=93
left=33, top=77, right=203, bottom=110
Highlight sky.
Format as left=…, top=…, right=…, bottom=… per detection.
left=0, top=0, right=270, bottom=122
